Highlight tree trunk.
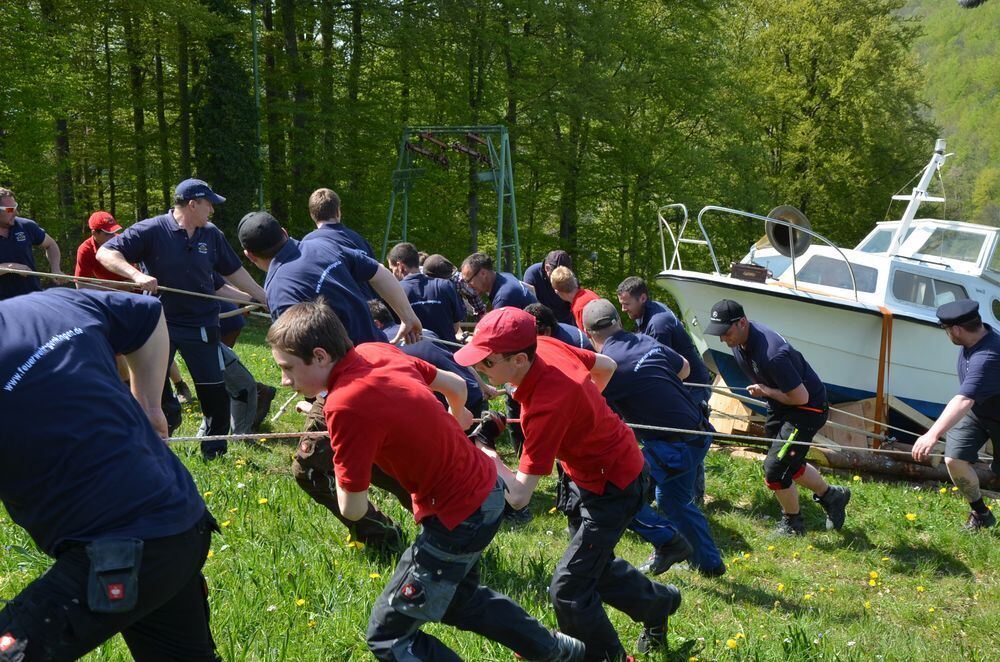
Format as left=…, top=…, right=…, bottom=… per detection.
left=124, top=8, right=148, bottom=220
left=279, top=0, right=309, bottom=223
left=346, top=1, right=363, bottom=202
left=39, top=0, right=75, bottom=225
left=177, top=22, right=191, bottom=179
left=154, top=31, right=171, bottom=209
left=263, top=0, right=288, bottom=220
left=103, top=16, right=117, bottom=214
left=319, top=0, right=335, bottom=182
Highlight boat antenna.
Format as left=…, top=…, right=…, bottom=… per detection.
left=886, top=139, right=948, bottom=258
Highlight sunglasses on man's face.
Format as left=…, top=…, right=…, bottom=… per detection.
left=481, top=354, right=514, bottom=369
left=0, top=203, right=17, bottom=213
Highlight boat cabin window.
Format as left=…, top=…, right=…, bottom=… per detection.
left=993, top=299, right=1000, bottom=324
left=795, top=256, right=878, bottom=293
left=915, top=228, right=985, bottom=263
left=891, top=270, right=968, bottom=308
left=989, top=242, right=1000, bottom=274
left=857, top=227, right=914, bottom=254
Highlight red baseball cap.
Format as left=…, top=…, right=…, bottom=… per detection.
left=88, top=211, right=122, bottom=233
left=453, top=307, right=538, bottom=366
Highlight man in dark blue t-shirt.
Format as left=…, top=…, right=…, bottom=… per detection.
left=0, top=289, right=219, bottom=660
left=912, top=299, right=1000, bottom=530
left=523, top=250, right=574, bottom=325
left=304, top=187, right=377, bottom=299
left=616, top=277, right=712, bottom=404
left=0, top=186, right=64, bottom=300
left=525, top=302, right=593, bottom=351
left=460, top=252, right=537, bottom=311
left=388, top=242, right=464, bottom=342
left=98, top=179, right=267, bottom=459
left=705, top=299, right=850, bottom=536
left=583, top=299, right=725, bottom=578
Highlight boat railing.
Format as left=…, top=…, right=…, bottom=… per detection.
left=659, top=204, right=861, bottom=302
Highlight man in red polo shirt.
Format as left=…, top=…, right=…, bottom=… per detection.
left=455, top=307, right=682, bottom=660
left=549, top=266, right=599, bottom=330
left=266, top=298, right=583, bottom=662
left=74, top=211, right=129, bottom=284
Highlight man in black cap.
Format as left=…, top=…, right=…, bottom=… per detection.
left=98, top=178, right=267, bottom=459
left=523, top=250, right=575, bottom=325
left=912, top=299, right=999, bottom=529
left=704, top=299, right=850, bottom=535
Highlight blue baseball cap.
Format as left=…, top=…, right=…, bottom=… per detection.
left=174, top=178, right=226, bottom=204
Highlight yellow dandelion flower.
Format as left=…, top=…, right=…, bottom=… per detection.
left=881, top=556, right=890, bottom=561
left=688, top=658, right=699, bottom=662
left=777, top=583, right=785, bottom=592
left=369, top=572, right=381, bottom=579
left=916, top=586, right=925, bottom=592
left=261, top=438, right=269, bottom=443
left=258, top=498, right=269, bottom=505
left=207, top=549, right=214, bottom=558
left=803, top=593, right=814, bottom=600
left=221, top=520, right=232, bottom=528
left=917, top=495, right=924, bottom=501
left=792, top=552, right=800, bottom=559
left=743, top=552, right=751, bottom=559
left=864, top=600, right=872, bottom=609
left=308, top=619, right=316, bottom=628
left=939, top=487, right=948, bottom=494
left=767, top=545, right=776, bottom=551
left=951, top=486, right=959, bottom=492
left=295, top=598, right=306, bottom=607
left=868, top=579, right=877, bottom=587
left=203, top=491, right=213, bottom=497
left=235, top=460, right=246, bottom=467
left=806, top=545, right=814, bottom=551
left=869, top=571, right=879, bottom=579
left=828, top=587, right=836, bottom=593
left=853, top=475, right=862, bottom=482
left=228, top=507, right=238, bottom=513
left=905, top=513, right=917, bottom=522
left=347, top=540, right=365, bottom=550
left=548, top=506, right=558, bottom=514
left=726, top=639, right=738, bottom=649
left=735, top=633, right=745, bottom=640
left=819, top=587, right=826, bottom=592
left=928, top=607, right=935, bottom=613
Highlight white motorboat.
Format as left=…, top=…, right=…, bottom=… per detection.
left=656, top=140, right=1000, bottom=422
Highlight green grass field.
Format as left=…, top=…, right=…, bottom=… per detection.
left=2, top=318, right=997, bottom=661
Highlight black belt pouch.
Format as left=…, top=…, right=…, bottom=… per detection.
left=86, top=538, right=143, bottom=614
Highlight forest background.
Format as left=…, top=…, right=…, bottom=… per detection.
left=1, top=0, right=997, bottom=294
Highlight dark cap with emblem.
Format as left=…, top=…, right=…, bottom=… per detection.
left=582, top=298, right=620, bottom=332
left=704, top=299, right=745, bottom=335
left=936, top=299, right=980, bottom=327
left=238, top=211, right=285, bottom=254
left=174, top=178, right=226, bottom=204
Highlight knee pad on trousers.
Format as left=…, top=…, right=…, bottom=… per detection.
left=764, top=461, right=805, bottom=490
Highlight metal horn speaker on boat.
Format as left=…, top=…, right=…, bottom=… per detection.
left=765, top=205, right=812, bottom=258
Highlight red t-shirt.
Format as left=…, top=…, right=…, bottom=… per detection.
left=570, top=288, right=600, bottom=330
left=324, top=343, right=495, bottom=530
left=75, top=237, right=129, bottom=282
left=514, top=336, right=644, bottom=494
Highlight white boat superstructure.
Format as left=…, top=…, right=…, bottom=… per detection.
left=655, top=140, right=1000, bottom=420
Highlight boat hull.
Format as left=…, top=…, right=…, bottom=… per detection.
left=657, top=271, right=955, bottom=419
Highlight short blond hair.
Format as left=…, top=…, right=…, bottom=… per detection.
left=549, top=266, right=578, bottom=294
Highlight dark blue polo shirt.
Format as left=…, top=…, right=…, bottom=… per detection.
left=554, top=322, right=594, bottom=351
left=490, top=271, right=537, bottom=310
left=0, top=217, right=46, bottom=299
left=0, top=289, right=206, bottom=556
left=523, top=262, right=573, bottom=325
left=382, top=323, right=483, bottom=410
left=637, top=299, right=712, bottom=402
left=212, top=271, right=246, bottom=337
left=732, top=321, right=826, bottom=412
left=400, top=272, right=463, bottom=341
left=265, top=237, right=381, bottom=344
left=600, top=330, right=703, bottom=441
left=103, top=212, right=243, bottom=328
left=958, top=325, right=1000, bottom=405
left=302, top=223, right=377, bottom=298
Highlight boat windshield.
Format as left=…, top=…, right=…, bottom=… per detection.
left=856, top=226, right=914, bottom=254
left=795, top=255, right=879, bottom=293
left=989, top=241, right=1000, bottom=274
left=914, top=228, right=985, bottom=263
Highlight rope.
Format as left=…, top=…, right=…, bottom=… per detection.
left=0, top=266, right=266, bottom=310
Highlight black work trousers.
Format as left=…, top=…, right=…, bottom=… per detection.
left=0, top=512, right=219, bottom=661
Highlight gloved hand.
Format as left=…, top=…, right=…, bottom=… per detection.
left=469, top=410, right=507, bottom=449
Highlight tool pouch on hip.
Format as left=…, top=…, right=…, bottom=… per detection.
left=86, top=538, right=143, bottom=614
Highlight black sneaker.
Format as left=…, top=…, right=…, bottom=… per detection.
left=638, top=533, right=693, bottom=575
left=815, top=485, right=851, bottom=530
left=774, top=512, right=805, bottom=536
left=636, top=623, right=666, bottom=654
left=696, top=562, right=727, bottom=577
left=175, top=380, right=194, bottom=405
left=253, top=383, right=277, bottom=431
left=964, top=509, right=996, bottom=531
left=503, top=503, right=533, bottom=526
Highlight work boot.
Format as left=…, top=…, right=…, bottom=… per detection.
left=774, top=512, right=805, bottom=536
left=696, top=562, right=727, bottom=578
left=174, top=380, right=194, bottom=405
left=636, top=623, right=666, bottom=655
left=638, top=533, right=693, bottom=575
left=503, top=502, right=533, bottom=527
left=815, top=485, right=851, bottom=530
left=526, top=631, right=585, bottom=661
left=253, top=383, right=277, bottom=431
left=963, top=509, right=996, bottom=531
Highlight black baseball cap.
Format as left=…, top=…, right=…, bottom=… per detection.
left=704, top=299, right=745, bottom=335
left=936, top=299, right=979, bottom=327
left=238, top=211, right=285, bottom=254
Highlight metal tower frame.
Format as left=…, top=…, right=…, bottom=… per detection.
left=382, top=125, right=522, bottom=275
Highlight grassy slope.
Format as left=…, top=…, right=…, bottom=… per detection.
left=1, top=319, right=997, bottom=660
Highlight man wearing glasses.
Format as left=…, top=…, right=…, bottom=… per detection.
left=459, top=252, right=537, bottom=312
left=0, top=187, right=63, bottom=300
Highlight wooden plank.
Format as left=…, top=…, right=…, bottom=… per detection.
left=886, top=395, right=943, bottom=466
